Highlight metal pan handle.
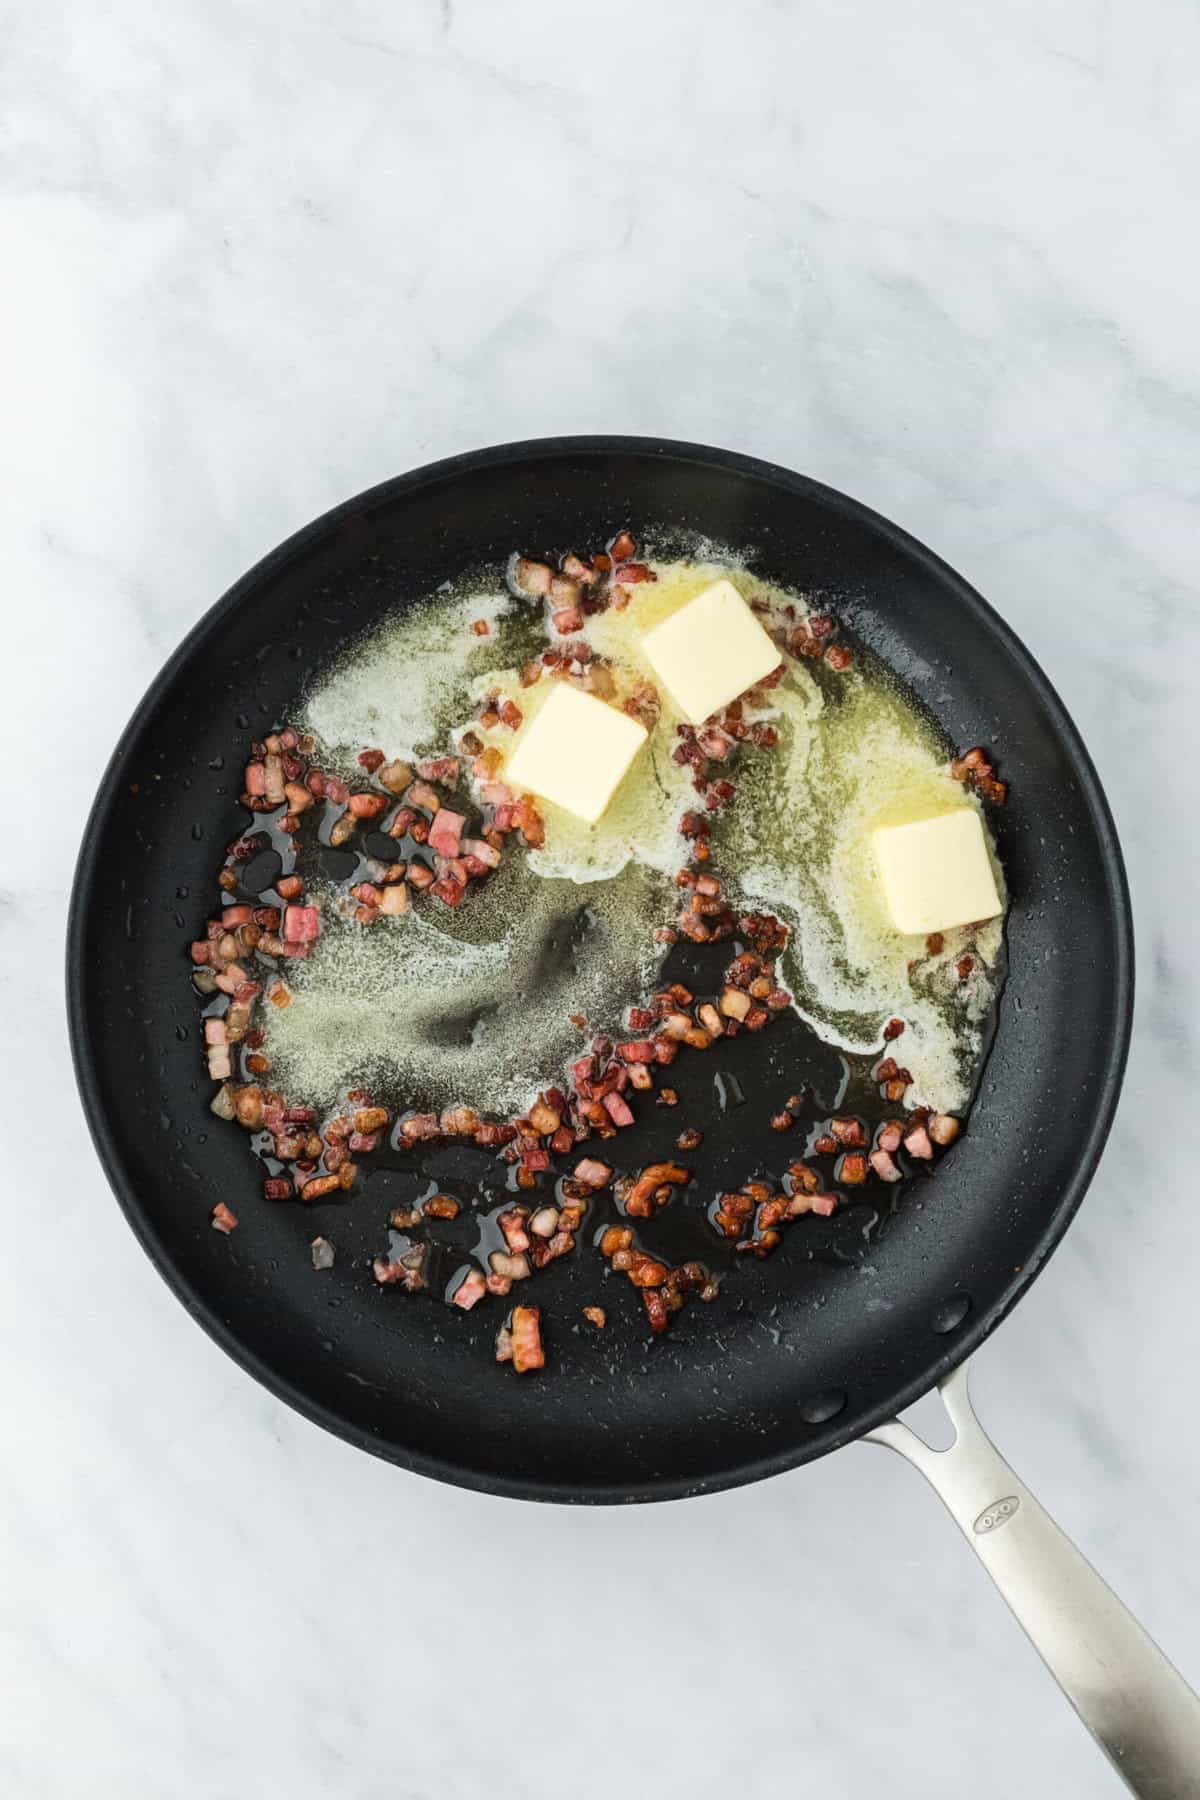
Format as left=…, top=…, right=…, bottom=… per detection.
left=868, top=1362, right=1200, bottom=1797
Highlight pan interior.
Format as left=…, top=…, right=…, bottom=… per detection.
left=68, top=440, right=1131, bottom=1501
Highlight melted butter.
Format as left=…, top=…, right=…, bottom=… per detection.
left=289, top=554, right=1007, bottom=1115
left=266, top=854, right=670, bottom=1114
left=714, top=659, right=1006, bottom=1112
left=302, top=584, right=544, bottom=764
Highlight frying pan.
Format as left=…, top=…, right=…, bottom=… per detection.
left=67, top=438, right=1200, bottom=1795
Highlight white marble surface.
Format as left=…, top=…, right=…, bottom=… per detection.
left=3, top=2, right=1198, bottom=1793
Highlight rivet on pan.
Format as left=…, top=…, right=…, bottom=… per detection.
left=799, top=1389, right=847, bottom=1425
left=931, top=1294, right=972, bottom=1335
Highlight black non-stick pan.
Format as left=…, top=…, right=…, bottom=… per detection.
left=67, top=439, right=1200, bottom=1795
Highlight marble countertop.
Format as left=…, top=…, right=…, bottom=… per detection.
left=5, top=2, right=1198, bottom=1794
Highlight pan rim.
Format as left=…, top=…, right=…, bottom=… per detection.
left=66, top=434, right=1134, bottom=1503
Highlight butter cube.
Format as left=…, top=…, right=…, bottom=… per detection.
left=873, top=809, right=1003, bottom=936
left=504, top=681, right=648, bottom=824
left=640, top=579, right=780, bottom=724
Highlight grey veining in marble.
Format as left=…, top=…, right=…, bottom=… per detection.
left=3, top=2, right=1198, bottom=1795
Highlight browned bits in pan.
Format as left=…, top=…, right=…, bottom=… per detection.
left=512, top=558, right=553, bottom=597
left=623, top=1162, right=690, bottom=1218
left=628, top=1250, right=669, bottom=1289
left=510, top=1306, right=545, bottom=1373
left=423, top=1194, right=461, bottom=1221
left=375, top=1246, right=428, bottom=1292
left=299, top=1173, right=342, bottom=1201
left=950, top=744, right=1009, bottom=805
left=713, top=1192, right=753, bottom=1239
left=642, top=1288, right=669, bottom=1333
left=353, top=1106, right=389, bottom=1134
left=904, top=1123, right=934, bottom=1160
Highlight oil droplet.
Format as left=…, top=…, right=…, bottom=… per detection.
left=713, top=1071, right=746, bottom=1111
